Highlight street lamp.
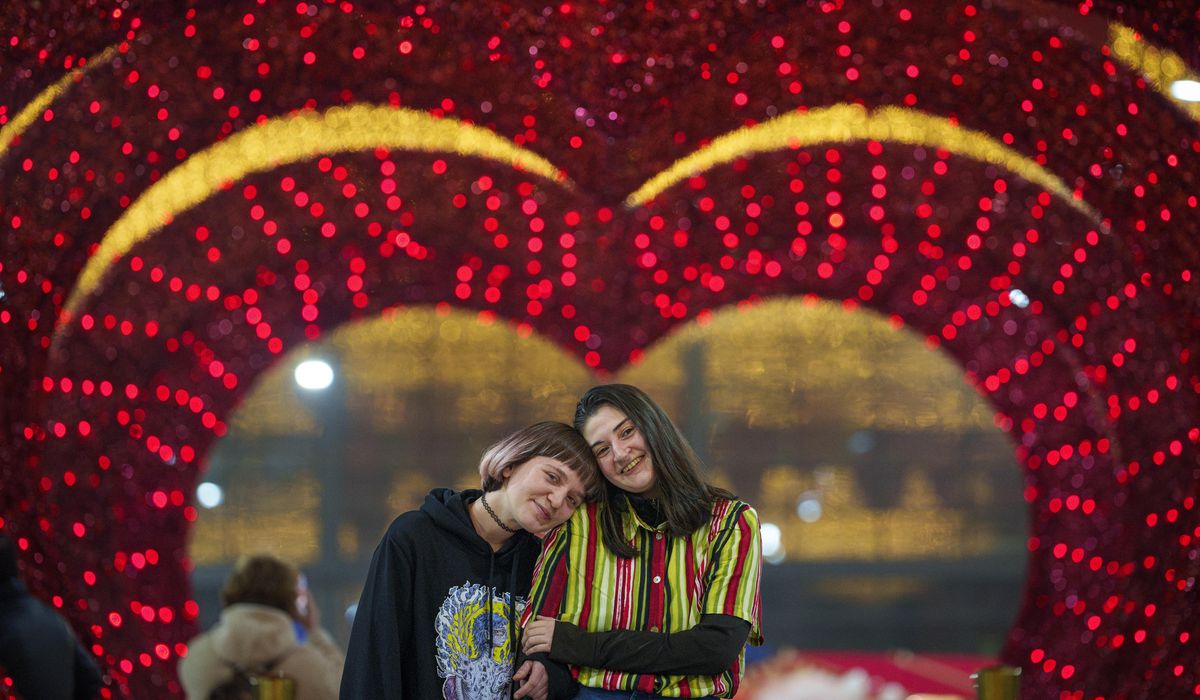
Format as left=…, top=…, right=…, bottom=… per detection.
left=294, top=359, right=334, bottom=390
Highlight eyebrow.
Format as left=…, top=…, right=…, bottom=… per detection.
left=589, top=418, right=632, bottom=448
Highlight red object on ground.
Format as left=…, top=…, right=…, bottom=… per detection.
left=737, top=649, right=997, bottom=698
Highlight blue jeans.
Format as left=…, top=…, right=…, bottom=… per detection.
left=574, top=689, right=717, bottom=700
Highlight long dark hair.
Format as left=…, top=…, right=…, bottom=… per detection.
left=574, top=384, right=734, bottom=558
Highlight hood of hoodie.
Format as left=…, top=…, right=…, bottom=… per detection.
left=210, top=603, right=299, bottom=667
left=420, top=487, right=533, bottom=567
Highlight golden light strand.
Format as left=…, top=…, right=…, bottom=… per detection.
left=1108, top=23, right=1200, bottom=121
left=0, top=45, right=120, bottom=159
left=625, top=103, right=1101, bottom=225
left=62, top=104, right=572, bottom=317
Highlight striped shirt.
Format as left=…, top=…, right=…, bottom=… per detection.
left=522, top=496, right=763, bottom=697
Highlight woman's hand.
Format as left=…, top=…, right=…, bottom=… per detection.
left=512, top=659, right=548, bottom=700
left=521, top=615, right=557, bottom=655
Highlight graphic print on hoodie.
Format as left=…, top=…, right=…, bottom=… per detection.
left=436, top=583, right=527, bottom=700
left=341, top=488, right=548, bottom=700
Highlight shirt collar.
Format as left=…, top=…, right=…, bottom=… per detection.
left=622, top=493, right=665, bottom=537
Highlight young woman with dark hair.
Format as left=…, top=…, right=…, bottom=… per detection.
left=341, top=421, right=602, bottom=700
left=521, top=385, right=763, bottom=699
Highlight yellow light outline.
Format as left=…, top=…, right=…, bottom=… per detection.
left=1108, top=23, right=1200, bottom=121
left=63, top=101, right=1106, bottom=324
left=62, top=104, right=573, bottom=317
left=0, top=45, right=120, bottom=159
left=625, top=103, right=1101, bottom=226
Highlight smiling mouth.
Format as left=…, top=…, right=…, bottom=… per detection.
left=620, top=455, right=642, bottom=475
left=535, top=503, right=550, bottom=521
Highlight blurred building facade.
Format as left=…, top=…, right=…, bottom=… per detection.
left=188, top=299, right=1026, bottom=653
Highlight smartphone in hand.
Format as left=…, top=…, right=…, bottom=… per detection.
left=295, top=572, right=309, bottom=618
left=293, top=572, right=310, bottom=643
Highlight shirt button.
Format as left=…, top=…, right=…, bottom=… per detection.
left=650, top=626, right=660, bottom=632
left=653, top=575, right=662, bottom=584
left=655, top=532, right=663, bottom=540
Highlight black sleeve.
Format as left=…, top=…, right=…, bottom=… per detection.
left=549, top=614, right=751, bottom=676
left=516, top=652, right=578, bottom=700
left=71, top=630, right=103, bottom=700
left=340, top=522, right=414, bottom=698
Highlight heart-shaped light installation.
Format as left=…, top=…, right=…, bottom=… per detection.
left=2, top=2, right=1198, bottom=698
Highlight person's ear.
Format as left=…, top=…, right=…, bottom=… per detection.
left=500, top=465, right=513, bottom=480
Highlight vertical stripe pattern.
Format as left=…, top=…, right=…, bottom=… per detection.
left=523, top=498, right=764, bottom=697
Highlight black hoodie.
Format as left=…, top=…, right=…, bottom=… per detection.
left=341, top=488, right=573, bottom=699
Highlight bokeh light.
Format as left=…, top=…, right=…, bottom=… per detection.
left=761, top=523, right=784, bottom=563
left=1170, top=80, right=1200, bottom=102
left=193, top=482, right=223, bottom=510
left=293, top=359, right=334, bottom=391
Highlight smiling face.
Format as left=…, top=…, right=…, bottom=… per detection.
left=494, top=456, right=587, bottom=532
left=581, top=404, right=657, bottom=495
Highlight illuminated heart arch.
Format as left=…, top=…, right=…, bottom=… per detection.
left=4, top=2, right=1199, bottom=698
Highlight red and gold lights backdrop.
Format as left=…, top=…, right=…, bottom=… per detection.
left=1, top=1, right=1199, bottom=697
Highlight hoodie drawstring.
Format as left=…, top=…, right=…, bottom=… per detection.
left=507, top=562, right=519, bottom=661
left=486, top=551, right=496, bottom=652
left=507, top=562, right=521, bottom=700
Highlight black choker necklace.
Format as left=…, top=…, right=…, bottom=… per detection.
left=480, top=493, right=520, bottom=535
